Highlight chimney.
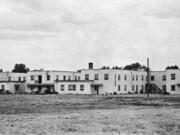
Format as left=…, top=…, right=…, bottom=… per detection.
left=88, top=62, right=93, bottom=69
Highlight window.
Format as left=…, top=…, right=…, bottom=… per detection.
left=141, top=76, right=144, bottom=81
left=68, top=85, right=76, bottom=91
left=151, top=76, right=155, bottom=81
left=47, top=75, right=50, bottom=81
left=124, top=85, right=127, bottom=91
left=162, top=85, right=166, bottom=91
left=23, top=77, right=26, bottom=81
left=141, top=85, right=144, bottom=91
left=171, top=85, right=176, bottom=91
left=68, top=85, right=73, bottom=91
left=63, top=76, right=66, bottom=81
left=18, top=77, right=21, bottom=82
left=68, top=76, right=71, bottom=80
left=61, top=85, right=64, bottom=91
left=30, top=76, right=34, bottom=81
left=132, top=85, right=134, bottom=91
left=94, top=74, right=99, bottom=80
left=72, top=85, right=76, bottom=91
left=136, top=85, right=138, bottom=91
left=118, top=74, right=121, bottom=80
left=162, top=75, right=166, bottom=81
left=104, top=74, right=109, bottom=80
left=85, top=74, right=89, bottom=80
left=118, top=85, right=121, bottom=91
left=132, top=75, right=134, bottom=81
left=171, top=74, right=176, bottom=80
left=56, top=75, right=59, bottom=80
left=80, top=85, right=84, bottom=91
left=124, top=75, right=127, bottom=81
left=136, top=75, right=138, bottom=81
left=75, top=76, right=77, bottom=80
left=1, top=85, right=5, bottom=90
left=15, top=85, right=19, bottom=91
left=78, top=76, right=80, bottom=80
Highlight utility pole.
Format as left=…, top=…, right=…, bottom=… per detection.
left=147, top=58, right=150, bottom=98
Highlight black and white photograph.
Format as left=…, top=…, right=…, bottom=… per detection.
left=0, top=0, right=180, bottom=135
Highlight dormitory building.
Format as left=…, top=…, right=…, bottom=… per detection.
left=0, top=63, right=180, bottom=94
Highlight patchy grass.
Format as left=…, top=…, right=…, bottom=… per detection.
left=0, top=94, right=180, bottom=135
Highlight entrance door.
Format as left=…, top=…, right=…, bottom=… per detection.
left=94, top=86, right=99, bottom=95
left=15, top=85, right=19, bottom=93
left=38, top=75, right=42, bottom=84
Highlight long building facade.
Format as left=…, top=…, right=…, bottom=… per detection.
left=0, top=72, right=26, bottom=94
left=0, top=63, right=180, bottom=94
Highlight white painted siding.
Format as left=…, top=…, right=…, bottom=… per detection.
left=55, top=81, right=92, bottom=94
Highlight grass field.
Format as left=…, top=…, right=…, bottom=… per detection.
left=0, top=94, right=180, bottom=135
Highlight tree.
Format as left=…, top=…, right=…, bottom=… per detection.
left=123, top=62, right=147, bottom=71
left=100, top=66, right=110, bottom=69
left=166, top=65, right=179, bottom=70
left=112, top=66, right=122, bottom=69
left=12, top=64, right=30, bottom=73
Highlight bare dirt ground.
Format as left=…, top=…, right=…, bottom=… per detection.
left=0, top=94, right=180, bottom=135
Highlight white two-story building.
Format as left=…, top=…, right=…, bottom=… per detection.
left=54, top=63, right=180, bottom=95
left=1, top=62, right=179, bottom=95
left=0, top=72, right=26, bottom=94
left=26, top=70, right=76, bottom=94
left=55, top=63, right=147, bottom=95
left=151, top=69, right=180, bottom=94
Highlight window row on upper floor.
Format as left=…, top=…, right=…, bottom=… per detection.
left=151, top=74, right=176, bottom=81
left=3, top=76, right=26, bottom=82
left=29, top=73, right=177, bottom=82
left=85, top=74, right=146, bottom=81
left=30, top=75, right=81, bottom=81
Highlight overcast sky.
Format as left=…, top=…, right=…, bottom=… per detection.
left=0, top=0, right=180, bottom=71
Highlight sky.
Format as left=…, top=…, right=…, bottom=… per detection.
left=0, top=0, right=180, bottom=71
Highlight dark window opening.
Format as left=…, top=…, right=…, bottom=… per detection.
left=171, top=85, right=176, bottom=91
left=85, top=74, right=89, bottom=80
left=80, top=85, right=84, bottom=91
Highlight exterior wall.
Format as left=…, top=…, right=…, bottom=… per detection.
left=26, top=71, right=75, bottom=84
left=0, top=82, right=26, bottom=94
left=0, top=72, right=27, bottom=94
left=78, top=69, right=147, bottom=94
left=166, top=70, right=180, bottom=94
left=0, top=72, right=26, bottom=82
left=151, top=71, right=166, bottom=91
left=151, top=70, right=180, bottom=94
left=17, top=83, right=26, bottom=93
left=26, top=70, right=76, bottom=93
left=55, top=81, right=92, bottom=94
left=0, top=67, right=180, bottom=95
left=131, top=71, right=147, bottom=94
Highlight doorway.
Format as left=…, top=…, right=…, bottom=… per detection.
left=94, top=86, right=99, bottom=95
left=38, top=75, right=42, bottom=84
left=15, top=85, right=19, bottom=93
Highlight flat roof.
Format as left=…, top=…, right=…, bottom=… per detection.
left=29, top=70, right=76, bottom=73
left=27, top=83, right=54, bottom=86
left=0, top=81, right=25, bottom=83
left=55, top=80, right=94, bottom=83
left=0, top=72, right=26, bottom=74
left=78, top=69, right=147, bottom=72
